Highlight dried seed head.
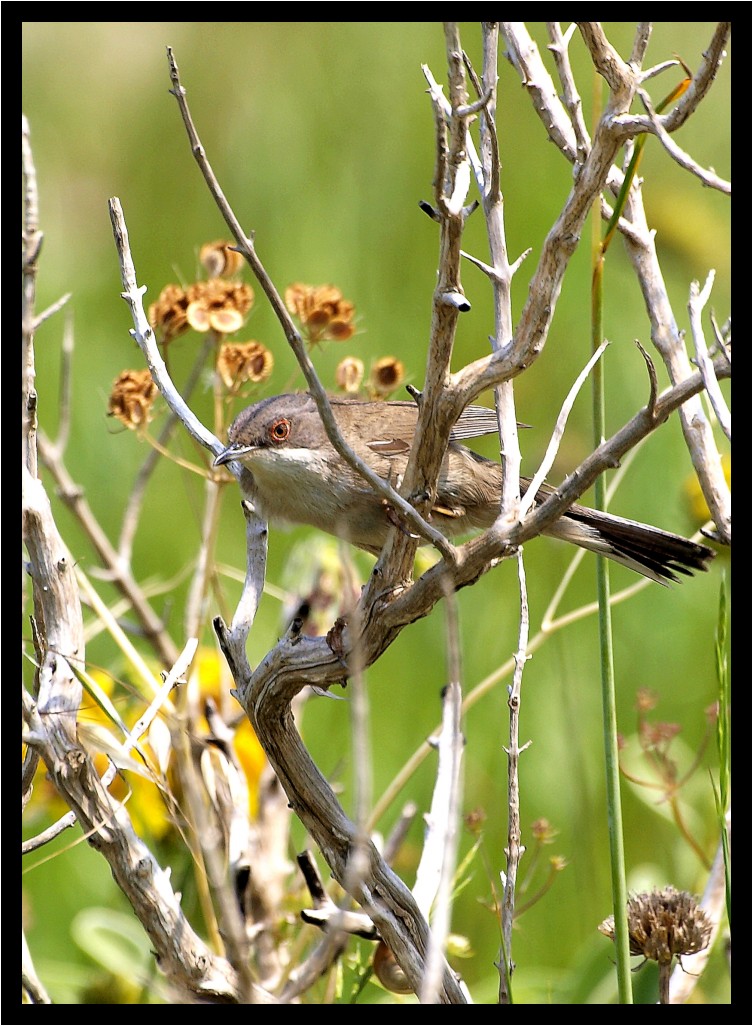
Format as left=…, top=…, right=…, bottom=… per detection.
left=368, top=356, right=405, bottom=398
left=285, top=283, right=356, bottom=344
left=635, top=688, right=659, bottom=713
left=598, top=886, right=713, bottom=965
left=185, top=279, right=255, bottom=335
left=334, top=356, right=364, bottom=394
left=199, top=240, right=244, bottom=278
left=149, top=278, right=254, bottom=341
left=148, top=283, right=191, bottom=343
left=108, top=369, right=158, bottom=429
left=217, top=341, right=274, bottom=390
left=530, top=817, right=557, bottom=843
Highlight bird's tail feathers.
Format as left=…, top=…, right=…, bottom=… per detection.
left=545, top=507, right=715, bottom=585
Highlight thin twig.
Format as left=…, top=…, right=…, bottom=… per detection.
left=499, top=548, right=530, bottom=1003
left=546, top=22, right=591, bottom=162
left=501, top=23, right=579, bottom=162
left=119, top=334, right=215, bottom=562
left=688, top=271, right=731, bottom=440
left=610, top=23, right=731, bottom=140
left=22, top=810, right=77, bottom=854
left=100, top=639, right=195, bottom=789
left=629, top=22, right=653, bottom=67
left=519, top=340, right=609, bottom=519
left=619, top=190, right=731, bottom=545
left=164, top=48, right=454, bottom=560
left=637, top=89, right=730, bottom=193
left=416, top=590, right=465, bottom=1004
left=33, top=292, right=72, bottom=331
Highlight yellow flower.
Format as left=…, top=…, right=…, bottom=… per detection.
left=683, top=454, right=730, bottom=527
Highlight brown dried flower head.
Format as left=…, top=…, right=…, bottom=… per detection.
left=185, top=279, right=255, bottom=335
left=368, top=356, right=405, bottom=398
left=285, top=283, right=356, bottom=344
left=598, top=886, right=712, bottom=965
left=530, top=818, right=557, bottom=844
left=148, top=283, right=192, bottom=343
left=217, top=341, right=274, bottom=391
left=199, top=240, right=244, bottom=278
left=108, top=369, right=158, bottom=430
left=334, top=356, right=364, bottom=395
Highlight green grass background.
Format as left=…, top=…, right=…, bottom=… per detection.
left=22, top=21, right=730, bottom=1004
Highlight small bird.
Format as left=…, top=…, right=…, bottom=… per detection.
left=215, top=393, right=715, bottom=585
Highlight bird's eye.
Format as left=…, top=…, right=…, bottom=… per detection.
left=269, top=418, right=291, bottom=442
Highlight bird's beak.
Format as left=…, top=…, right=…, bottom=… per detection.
left=214, top=443, right=252, bottom=467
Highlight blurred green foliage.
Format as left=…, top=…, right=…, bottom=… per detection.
left=22, top=22, right=730, bottom=1004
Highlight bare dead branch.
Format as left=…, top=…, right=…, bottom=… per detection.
left=501, top=23, right=579, bottom=162
left=638, top=89, right=731, bottom=193
left=546, top=22, right=591, bottom=162
left=688, top=272, right=731, bottom=441
left=611, top=23, right=731, bottom=139
left=163, top=49, right=454, bottom=560
left=499, top=548, right=531, bottom=1003
left=619, top=189, right=731, bottom=544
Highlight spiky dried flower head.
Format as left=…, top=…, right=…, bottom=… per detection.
left=185, top=279, right=255, bottom=334
left=598, top=886, right=712, bottom=966
left=108, top=369, right=159, bottom=429
left=149, top=279, right=254, bottom=342
left=217, top=341, right=274, bottom=391
left=367, top=356, right=405, bottom=398
left=285, top=283, right=356, bottom=344
left=334, top=356, right=364, bottom=394
left=199, top=240, right=244, bottom=278
left=148, top=283, right=191, bottom=343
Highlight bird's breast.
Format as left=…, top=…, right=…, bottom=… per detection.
left=243, top=446, right=389, bottom=549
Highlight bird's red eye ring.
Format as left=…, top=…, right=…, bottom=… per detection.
left=269, top=418, right=291, bottom=442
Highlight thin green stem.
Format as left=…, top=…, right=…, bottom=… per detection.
left=591, top=70, right=631, bottom=1003
left=714, top=575, right=731, bottom=927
